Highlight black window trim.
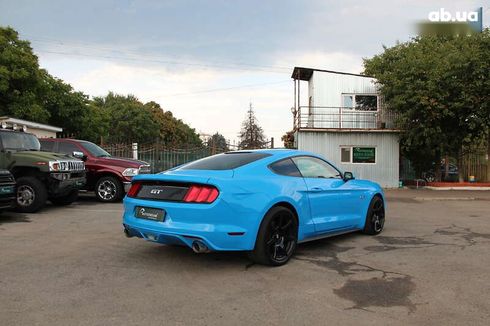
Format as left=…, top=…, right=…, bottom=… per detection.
left=267, top=157, right=303, bottom=178
left=179, top=152, right=272, bottom=171
left=268, top=155, right=344, bottom=179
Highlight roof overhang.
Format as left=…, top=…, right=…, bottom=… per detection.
left=0, top=117, right=63, bottom=132
left=291, top=67, right=373, bottom=81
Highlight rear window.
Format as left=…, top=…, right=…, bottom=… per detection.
left=269, top=158, right=302, bottom=177
left=179, top=152, right=271, bottom=170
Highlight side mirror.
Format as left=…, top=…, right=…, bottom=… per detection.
left=343, top=171, right=355, bottom=182
left=72, top=151, right=87, bottom=161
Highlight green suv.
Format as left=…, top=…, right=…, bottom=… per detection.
left=0, top=128, right=86, bottom=213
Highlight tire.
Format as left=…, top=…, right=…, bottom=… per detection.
left=362, top=196, right=385, bottom=235
left=50, top=190, right=79, bottom=206
left=16, top=176, right=47, bottom=213
left=424, top=173, right=435, bottom=183
left=249, top=206, right=298, bottom=266
left=95, top=176, right=124, bottom=202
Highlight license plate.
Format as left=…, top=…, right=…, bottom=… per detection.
left=0, top=186, right=14, bottom=194
left=135, top=206, right=165, bottom=222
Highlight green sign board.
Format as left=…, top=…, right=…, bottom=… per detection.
left=353, top=147, right=376, bottom=163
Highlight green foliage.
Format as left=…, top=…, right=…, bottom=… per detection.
left=0, top=27, right=49, bottom=122
left=0, top=26, right=202, bottom=147
left=206, top=132, right=229, bottom=152
left=281, top=130, right=295, bottom=149
left=364, top=29, right=490, bottom=176
left=145, top=101, right=202, bottom=147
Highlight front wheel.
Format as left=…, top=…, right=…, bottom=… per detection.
left=249, top=206, right=298, bottom=266
left=50, top=190, right=79, bottom=206
left=95, top=176, right=124, bottom=202
left=362, top=196, right=385, bottom=235
left=16, top=176, right=47, bottom=213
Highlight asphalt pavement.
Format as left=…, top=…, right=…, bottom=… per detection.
left=1, top=189, right=489, bottom=325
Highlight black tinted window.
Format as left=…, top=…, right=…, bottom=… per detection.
left=58, top=142, right=80, bottom=155
left=179, top=152, right=271, bottom=170
left=40, top=140, right=55, bottom=152
left=270, top=158, right=302, bottom=177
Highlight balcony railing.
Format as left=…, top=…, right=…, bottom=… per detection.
left=294, top=106, right=399, bottom=130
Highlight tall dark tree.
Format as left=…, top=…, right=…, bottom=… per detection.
left=238, top=103, right=266, bottom=149
left=206, top=132, right=229, bottom=153
left=364, top=29, right=490, bottom=181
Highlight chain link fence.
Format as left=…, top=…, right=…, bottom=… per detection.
left=100, top=143, right=229, bottom=173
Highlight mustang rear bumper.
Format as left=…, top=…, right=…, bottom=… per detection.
left=122, top=197, right=262, bottom=251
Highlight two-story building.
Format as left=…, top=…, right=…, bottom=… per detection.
left=292, top=67, right=400, bottom=188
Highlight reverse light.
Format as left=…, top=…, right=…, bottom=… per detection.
left=127, top=182, right=142, bottom=197
left=183, top=185, right=219, bottom=203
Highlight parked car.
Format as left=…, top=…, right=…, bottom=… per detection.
left=0, top=127, right=86, bottom=213
left=423, top=162, right=459, bottom=182
left=39, top=138, right=151, bottom=202
left=122, top=149, right=385, bottom=266
left=0, top=169, right=16, bottom=211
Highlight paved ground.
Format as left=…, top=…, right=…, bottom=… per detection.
left=1, top=189, right=489, bottom=325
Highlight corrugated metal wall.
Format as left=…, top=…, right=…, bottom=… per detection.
left=310, top=71, right=378, bottom=107
left=297, top=131, right=400, bottom=188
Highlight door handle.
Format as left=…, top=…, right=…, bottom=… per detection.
left=310, top=187, right=324, bottom=192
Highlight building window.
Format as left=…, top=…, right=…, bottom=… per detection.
left=340, top=146, right=376, bottom=164
left=341, top=94, right=378, bottom=111
left=342, top=95, right=354, bottom=108
left=341, top=147, right=351, bottom=163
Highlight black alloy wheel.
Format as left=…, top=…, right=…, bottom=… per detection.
left=363, top=196, right=385, bottom=235
left=249, top=206, right=298, bottom=266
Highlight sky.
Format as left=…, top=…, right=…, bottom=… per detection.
left=0, top=0, right=488, bottom=145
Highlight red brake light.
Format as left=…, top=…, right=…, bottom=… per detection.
left=127, top=182, right=142, bottom=198
left=183, top=185, right=219, bottom=203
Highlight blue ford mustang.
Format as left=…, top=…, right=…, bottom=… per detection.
left=122, top=149, right=385, bottom=266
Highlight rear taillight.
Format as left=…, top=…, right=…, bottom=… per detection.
left=183, top=185, right=219, bottom=203
left=127, top=182, right=142, bottom=198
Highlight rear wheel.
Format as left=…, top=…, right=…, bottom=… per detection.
left=50, top=190, right=79, bottom=206
left=249, top=206, right=298, bottom=266
left=363, top=196, right=385, bottom=235
left=95, top=176, right=123, bottom=202
left=16, top=176, right=47, bottom=213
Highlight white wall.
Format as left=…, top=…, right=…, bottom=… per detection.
left=29, top=128, right=57, bottom=139
left=308, top=71, right=379, bottom=129
left=297, top=131, right=400, bottom=188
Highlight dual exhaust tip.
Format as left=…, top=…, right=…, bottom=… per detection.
left=191, top=240, right=210, bottom=253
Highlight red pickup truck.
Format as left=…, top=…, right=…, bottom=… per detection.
left=39, top=138, right=151, bottom=202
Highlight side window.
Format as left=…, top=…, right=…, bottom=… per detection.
left=292, top=156, right=341, bottom=179
left=40, top=141, right=55, bottom=152
left=58, top=142, right=80, bottom=155
left=269, top=158, right=302, bottom=177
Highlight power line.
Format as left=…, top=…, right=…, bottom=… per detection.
left=27, top=36, right=291, bottom=73
left=162, top=80, right=289, bottom=97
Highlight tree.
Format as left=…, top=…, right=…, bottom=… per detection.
left=238, top=103, right=266, bottom=149
left=0, top=26, right=203, bottom=148
left=90, top=93, right=160, bottom=144
left=207, top=132, right=229, bottom=153
left=145, top=101, right=202, bottom=147
left=0, top=27, right=50, bottom=122
left=364, top=30, right=490, bottom=180
left=281, top=130, right=295, bottom=149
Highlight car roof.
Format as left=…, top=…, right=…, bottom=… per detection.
left=227, top=148, right=317, bottom=159
left=39, top=138, right=84, bottom=143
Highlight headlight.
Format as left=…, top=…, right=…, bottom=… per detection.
left=49, top=161, right=60, bottom=172
left=122, top=168, right=139, bottom=177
